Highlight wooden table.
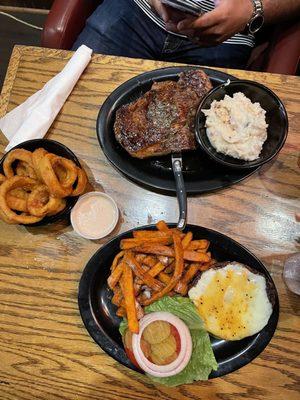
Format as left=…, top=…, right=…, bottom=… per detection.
left=0, top=45, right=299, bottom=400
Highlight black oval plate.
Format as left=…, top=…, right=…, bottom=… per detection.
left=78, top=224, right=279, bottom=379
left=97, top=66, right=259, bottom=195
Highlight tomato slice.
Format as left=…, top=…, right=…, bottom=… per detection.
left=123, top=329, right=140, bottom=369
left=124, top=346, right=140, bottom=369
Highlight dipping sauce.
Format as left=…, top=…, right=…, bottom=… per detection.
left=204, top=92, right=268, bottom=161
left=71, top=192, right=118, bottom=240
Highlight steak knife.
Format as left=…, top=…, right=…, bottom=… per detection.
left=171, top=152, right=187, bottom=230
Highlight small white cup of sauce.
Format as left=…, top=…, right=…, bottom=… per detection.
left=71, top=191, right=119, bottom=240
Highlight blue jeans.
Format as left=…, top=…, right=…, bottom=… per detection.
left=73, top=0, right=251, bottom=69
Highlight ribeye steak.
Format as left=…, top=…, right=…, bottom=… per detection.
left=114, top=69, right=213, bottom=159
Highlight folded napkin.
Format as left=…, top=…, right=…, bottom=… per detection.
left=0, top=45, right=93, bottom=152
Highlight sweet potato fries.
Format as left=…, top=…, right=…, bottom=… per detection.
left=107, top=221, right=215, bottom=333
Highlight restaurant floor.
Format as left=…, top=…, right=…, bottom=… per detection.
left=0, top=10, right=46, bottom=90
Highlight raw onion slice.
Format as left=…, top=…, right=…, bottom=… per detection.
left=132, top=312, right=192, bottom=378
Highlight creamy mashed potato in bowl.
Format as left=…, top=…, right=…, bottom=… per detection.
left=203, top=92, right=268, bottom=161
left=195, top=80, right=288, bottom=169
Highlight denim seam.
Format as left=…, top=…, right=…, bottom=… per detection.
left=162, top=35, right=183, bottom=54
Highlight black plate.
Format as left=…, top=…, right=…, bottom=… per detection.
left=78, top=224, right=279, bottom=379
left=0, top=139, right=81, bottom=226
left=97, top=66, right=259, bottom=195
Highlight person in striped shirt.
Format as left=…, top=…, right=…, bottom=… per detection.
left=73, top=0, right=300, bottom=69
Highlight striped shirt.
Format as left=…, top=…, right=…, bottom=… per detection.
left=133, top=0, right=255, bottom=47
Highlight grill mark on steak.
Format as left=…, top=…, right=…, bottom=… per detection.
left=114, top=69, right=213, bottom=159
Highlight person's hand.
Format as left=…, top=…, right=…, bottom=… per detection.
left=176, top=0, right=254, bottom=46
left=149, top=0, right=170, bottom=21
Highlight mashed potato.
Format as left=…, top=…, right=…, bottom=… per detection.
left=204, top=92, right=268, bottom=161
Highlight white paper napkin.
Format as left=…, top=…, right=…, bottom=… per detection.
left=0, top=45, right=93, bottom=152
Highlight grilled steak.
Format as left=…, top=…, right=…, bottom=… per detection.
left=114, top=69, right=213, bottom=158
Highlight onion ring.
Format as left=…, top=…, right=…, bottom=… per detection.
left=27, top=184, right=66, bottom=217
left=32, top=148, right=48, bottom=181
left=1, top=147, right=89, bottom=225
left=0, top=207, right=17, bottom=224
left=15, top=160, right=37, bottom=179
left=49, top=154, right=78, bottom=188
left=54, top=163, right=68, bottom=185
left=3, top=149, right=34, bottom=178
left=47, top=198, right=66, bottom=216
left=0, top=174, right=6, bottom=185
left=71, top=166, right=88, bottom=196
left=0, top=176, right=42, bottom=224
left=6, top=188, right=28, bottom=212
left=38, top=153, right=77, bottom=197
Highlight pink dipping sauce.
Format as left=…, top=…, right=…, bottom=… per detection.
left=71, top=192, right=118, bottom=240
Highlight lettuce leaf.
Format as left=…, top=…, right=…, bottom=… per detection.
left=145, top=296, right=217, bottom=386
left=119, top=318, right=128, bottom=337
left=119, top=296, right=217, bottom=386
left=145, top=296, right=204, bottom=330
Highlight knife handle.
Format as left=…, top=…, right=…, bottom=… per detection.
left=172, top=159, right=187, bottom=230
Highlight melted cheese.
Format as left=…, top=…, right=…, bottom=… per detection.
left=188, top=263, right=273, bottom=340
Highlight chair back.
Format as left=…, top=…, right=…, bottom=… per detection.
left=41, top=0, right=102, bottom=50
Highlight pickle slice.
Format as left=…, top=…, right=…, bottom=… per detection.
left=150, top=334, right=177, bottom=360
left=150, top=350, right=178, bottom=366
left=142, top=320, right=171, bottom=344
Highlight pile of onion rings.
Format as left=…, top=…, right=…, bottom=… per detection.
left=0, top=147, right=88, bottom=225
